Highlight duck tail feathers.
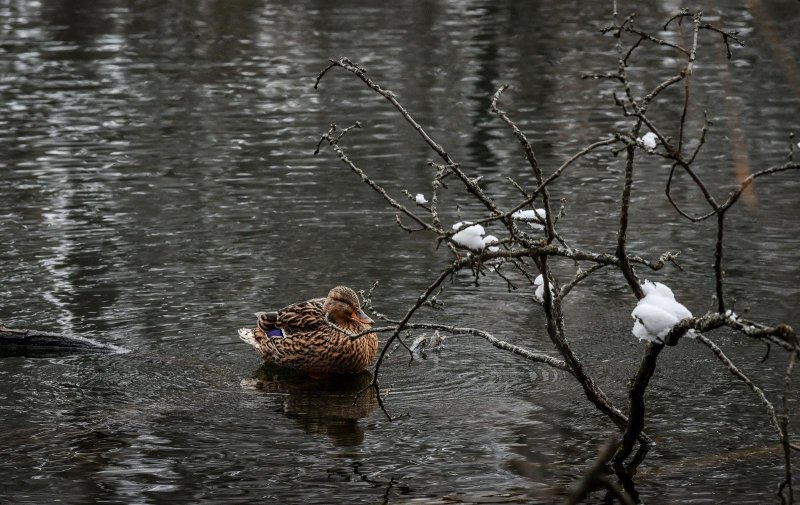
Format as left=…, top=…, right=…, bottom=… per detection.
left=238, top=328, right=258, bottom=347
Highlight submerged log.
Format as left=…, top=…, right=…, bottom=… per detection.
left=0, top=326, right=128, bottom=357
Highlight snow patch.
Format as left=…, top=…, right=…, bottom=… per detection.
left=631, top=280, right=693, bottom=343
left=640, top=132, right=658, bottom=150
left=512, top=208, right=547, bottom=230
left=534, top=274, right=556, bottom=302
left=452, top=223, right=487, bottom=251
left=482, top=235, right=500, bottom=252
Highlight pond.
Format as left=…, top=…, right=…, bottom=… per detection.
left=1, top=1, right=799, bottom=503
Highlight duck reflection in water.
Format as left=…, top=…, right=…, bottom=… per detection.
left=242, top=363, right=378, bottom=446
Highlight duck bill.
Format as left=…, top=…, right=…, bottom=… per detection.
left=355, top=310, right=374, bottom=325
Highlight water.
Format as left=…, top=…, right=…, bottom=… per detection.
left=1, top=1, right=799, bottom=503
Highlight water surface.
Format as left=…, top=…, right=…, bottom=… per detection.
left=1, top=1, right=799, bottom=503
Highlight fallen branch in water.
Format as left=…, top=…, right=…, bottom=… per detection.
left=0, top=326, right=128, bottom=356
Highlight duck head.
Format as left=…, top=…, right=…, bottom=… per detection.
left=323, top=286, right=374, bottom=326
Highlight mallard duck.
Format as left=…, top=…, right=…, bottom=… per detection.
left=238, top=286, right=378, bottom=375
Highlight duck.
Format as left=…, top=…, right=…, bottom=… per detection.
left=238, top=286, right=378, bottom=375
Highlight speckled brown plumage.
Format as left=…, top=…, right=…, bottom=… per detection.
left=238, top=286, right=378, bottom=375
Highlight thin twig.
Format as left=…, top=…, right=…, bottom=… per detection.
left=779, top=335, right=798, bottom=504
left=696, top=334, right=783, bottom=442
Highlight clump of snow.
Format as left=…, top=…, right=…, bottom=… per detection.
left=512, top=208, right=547, bottom=230
left=415, top=193, right=428, bottom=204
left=482, top=235, right=500, bottom=252
left=631, top=280, right=693, bottom=343
left=452, top=223, right=487, bottom=251
left=725, top=309, right=739, bottom=322
left=451, top=222, right=503, bottom=253
left=639, top=132, right=658, bottom=150
left=534, top=274, right=556, bottom=302
left=512, top=209, right=546, bottom=221
left=641, top=281, right=675, bottom=299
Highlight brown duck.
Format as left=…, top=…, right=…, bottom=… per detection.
left=238, top=286, right=378, bottom=375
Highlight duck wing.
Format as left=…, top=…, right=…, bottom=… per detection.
left=256, top=297, right=325, bottom=337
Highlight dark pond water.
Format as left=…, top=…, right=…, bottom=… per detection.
left=1, top=1, right=799, bottom=503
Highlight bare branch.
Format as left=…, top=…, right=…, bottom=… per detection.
left=560, top=263, right=608, bottom=299
left=316, top=125, right=438, bottom=234
left=696, top=334, right=783, bottom=443
left=316, top=57, right=511, bottom=226
left=779, top=336, right=798, bottom=504
left=503, top=137, right=619, bottom=221
left=718, top=162, right=800, bottom=212
left=309, top=6, right=797, bottom=496
left=400, top=322, right=571, bottom=373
